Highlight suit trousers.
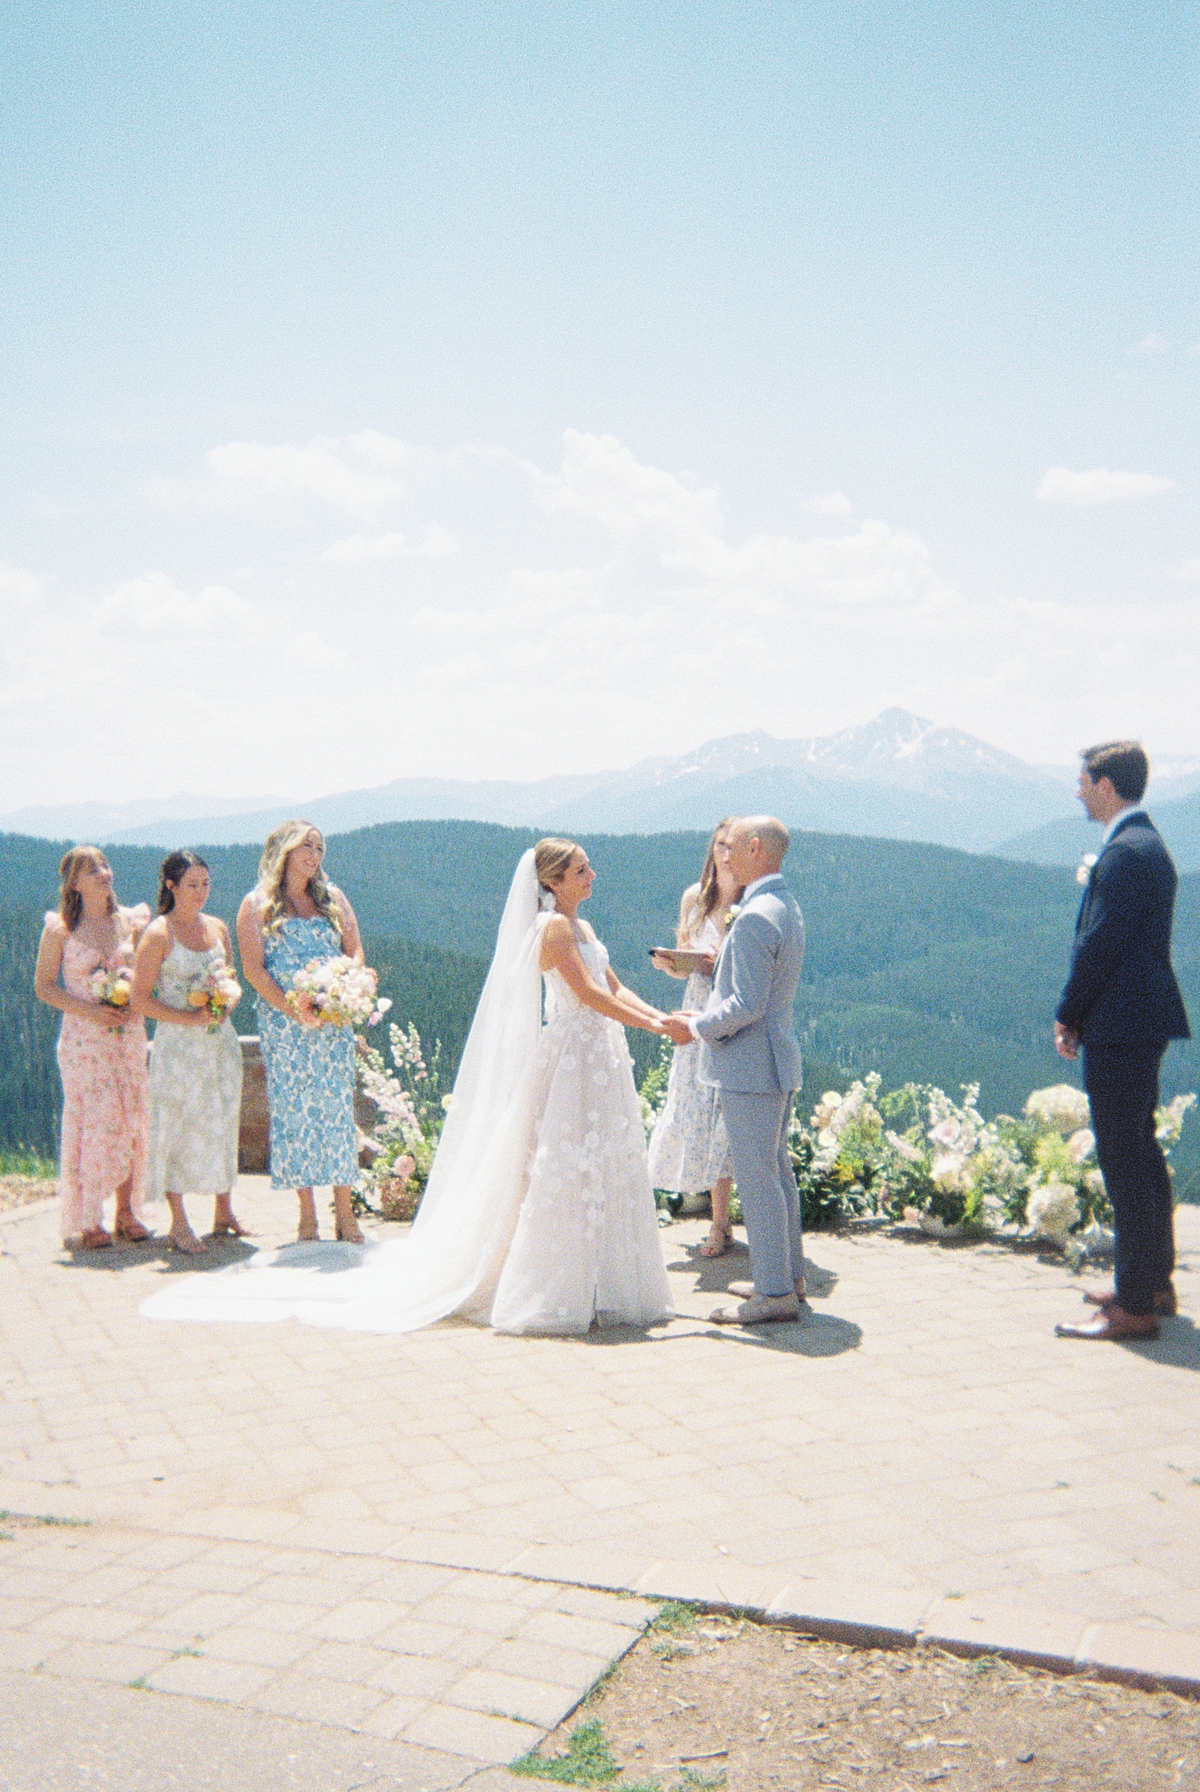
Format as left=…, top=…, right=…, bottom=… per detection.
left=1082, top=1044, right=1174, bottom=1317
left=720, top=1091, right=804, bottom=1298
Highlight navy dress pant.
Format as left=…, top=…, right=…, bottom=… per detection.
left=1082, top=1044, right=1174, bottom=1317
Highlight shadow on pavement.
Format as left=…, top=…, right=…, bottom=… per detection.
left=61, top=1235, right=258, bottom=1273
left=1127, top=1315, right=1200, bottom=1370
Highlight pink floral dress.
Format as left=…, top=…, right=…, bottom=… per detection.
left=53, top=906, right=151, bottom=1237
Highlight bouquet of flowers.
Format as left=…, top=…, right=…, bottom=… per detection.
left=88, top=964, right=134, bottom=1031
left=185, top=948, right=242, bottom=1033
left=285, top=955, right=392, bottom=1029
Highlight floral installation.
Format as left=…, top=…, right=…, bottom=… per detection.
left=185, top=947, right=242, bottom=1033
left=285, top=956, right=392, bottom=1029
left=88, top=964, right=134, bottom=1032
left=639, top=1053, right=1196, bottom=1256
left=354, top=1023, right=448, bottom=1220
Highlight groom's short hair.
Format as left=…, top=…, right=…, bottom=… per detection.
left=1081, top=741, right=1149, bottom=803
left=745, top=817, right=790, bottom=867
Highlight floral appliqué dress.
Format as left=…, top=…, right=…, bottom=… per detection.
left=488, top=928, right=673, bottom=1334
left=54, top=908, right=150, bottom=1237
left=257, top=916, right=358, bottom=1189
left=647, top=913, right=734, bottom=1195
left=148, top=938, right=243, bottom=1199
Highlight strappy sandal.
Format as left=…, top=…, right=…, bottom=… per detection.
left=699, top=1223, right=733, bottom=1258
left=210, top=1218, right=252, bottom=1239
left=113, top=1215, right=152, bottom=1244
left=167, top=1230, right=208, bottom=1255
left=334, top=1219, right=365, bottom=1245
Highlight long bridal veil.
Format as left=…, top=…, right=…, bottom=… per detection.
left=140, top=850, right=546, bottom=1332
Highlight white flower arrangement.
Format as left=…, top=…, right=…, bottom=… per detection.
left=1024, top=1084, right=1091, bottom=1134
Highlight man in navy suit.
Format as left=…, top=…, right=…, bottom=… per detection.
left=1053, top=741, right=1190, bottom=1341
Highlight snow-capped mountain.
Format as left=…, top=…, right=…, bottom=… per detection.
left=12, top=710, right=1092, bottom=854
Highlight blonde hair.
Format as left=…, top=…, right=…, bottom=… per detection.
left=534, top=837, right=580, bottom=893
left=257, top=820, right=343, bottom=939
left=57, top=847, right=116, bottom=932
left=679, top=816, right=740, bottom=943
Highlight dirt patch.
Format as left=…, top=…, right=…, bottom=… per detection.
left=523, top=1606, right=1200, bottom=1790
left=0, top=1175, right=55, bottom=1214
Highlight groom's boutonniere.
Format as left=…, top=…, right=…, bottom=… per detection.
left=724, top=903, right=743, bottom=928
left=1076, top=852, right=1098, bottom=887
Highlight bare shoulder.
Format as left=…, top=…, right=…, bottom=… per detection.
left=41, top=911, right=66, bottom=939
left=541, top=913, right=574, bottom=944
left=142, top=914, right=171, bottom=945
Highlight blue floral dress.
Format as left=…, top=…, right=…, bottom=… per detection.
left=257, top=917, right=358, bottom=1189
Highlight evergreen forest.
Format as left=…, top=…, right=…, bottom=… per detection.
left=4, top=820, right=1197, bottom=1195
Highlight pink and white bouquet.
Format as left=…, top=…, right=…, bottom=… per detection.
left=285, top=956, right=392, bottom=1029
left=185, top=948, right=242, bottom=1033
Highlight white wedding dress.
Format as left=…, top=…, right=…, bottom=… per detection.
left=140, top=852, right=673, bottom=1336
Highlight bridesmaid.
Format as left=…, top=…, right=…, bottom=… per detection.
left=131, top=852, right=246, bottom=1254
left=236, top=821, right=365, bottom=1245
left=34, top=847, right=152, bottom=1248
left=648, top=818, right=742, bottom=1256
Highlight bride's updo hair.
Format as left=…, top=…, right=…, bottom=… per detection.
left=534, top=837, right=580, bottom=893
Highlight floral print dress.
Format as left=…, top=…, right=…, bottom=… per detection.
left=148, top=937, right=243, bottom=1199
left=647, top=913, right=734, bottom=1195
left=54, top=907, right=150, bottom=1237
left=257, top=916, right=358, bottom=1189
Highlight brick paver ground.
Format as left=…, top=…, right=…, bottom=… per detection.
left=1, top=1184, right=1197, bottom=1771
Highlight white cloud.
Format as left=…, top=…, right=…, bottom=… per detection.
left=1036, top=466, right=1176, bottom=507
left=97, top=572, right=261, bottom=638
left=801, top=491, right=854, bottom=518
left=285, top=630, right=352, bottom=673
left=1129, top=333, right=1170, bottom=356
left=322, top=531, right=410, bottom=562
left=0, top=560, right=47, bottom=613
left=206, top=438, right=404, bottom=518
left=534, top=429, right=724, bottom=542
left=321, top=523, right=459, bottom=563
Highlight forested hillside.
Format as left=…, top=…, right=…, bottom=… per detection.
left=4, top=821, right=1197, bottom=1192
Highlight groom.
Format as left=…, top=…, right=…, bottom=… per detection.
left=663, top=816, right=806, bottom=1325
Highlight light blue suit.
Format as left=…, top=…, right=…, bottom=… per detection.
left=693, top=874, right=806, bottom=1297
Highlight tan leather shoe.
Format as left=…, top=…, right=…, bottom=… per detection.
left=1083, top=1283, right=1176, bottom=1316
left=710, top=1293, right=801, bottom=1326
left=1055, top=1305, right=1160, bottom=1341
left=727, top=1278, right=807, bottom=1301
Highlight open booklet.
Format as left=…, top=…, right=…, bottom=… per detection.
left=648, top=947, right=712, bottom=975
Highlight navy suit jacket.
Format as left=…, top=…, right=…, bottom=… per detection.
left=1056, top=811, right=1190, bottom=1048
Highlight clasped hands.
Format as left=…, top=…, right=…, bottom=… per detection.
left=658, top=1012, right=697, bottom=1046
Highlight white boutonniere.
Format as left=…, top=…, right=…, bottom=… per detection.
left=1076, top=852, right=1098, bottom=887
left=724, top=903, right=743, bottom=928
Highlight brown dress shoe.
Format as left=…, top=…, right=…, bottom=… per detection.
left=1056, top=1305, right=1160, bottom=1341
left=1083, top=1283, right=1177, bottom=1316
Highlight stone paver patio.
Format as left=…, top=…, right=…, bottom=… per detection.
left=1, top=1183, right=1198, bottom=1777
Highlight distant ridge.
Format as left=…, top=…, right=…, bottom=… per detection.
left=17, top=710, right=1086, bottom=856
left=998, top=789, right=1200, bottom=875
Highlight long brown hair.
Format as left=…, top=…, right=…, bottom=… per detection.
left=57, top=847, right=116, bottom=932
left=679, top=817, right=741, bottom=942
left=257, top=820, right=343, bottom=938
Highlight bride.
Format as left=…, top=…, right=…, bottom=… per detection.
left=141, top=839, right=674, bottom=1335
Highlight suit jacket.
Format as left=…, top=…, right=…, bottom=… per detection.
left=693, top=874, right=806, bottom=1093
left=1056, top=810, right=1190, bottom=1047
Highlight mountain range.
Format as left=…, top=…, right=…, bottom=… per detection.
left=7, top=709, right=1200, bottom=863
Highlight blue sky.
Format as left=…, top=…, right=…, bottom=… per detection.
left=1, top=1, right=1196, bottom=808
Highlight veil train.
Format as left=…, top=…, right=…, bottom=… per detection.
left=140, top=851, right=546, bottom=1332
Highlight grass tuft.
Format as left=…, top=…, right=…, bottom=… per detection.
left=510, top=1716, right=658, bottom=1788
